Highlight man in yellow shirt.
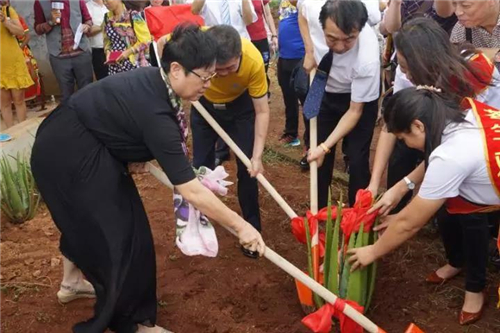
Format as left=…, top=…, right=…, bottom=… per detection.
left=191, top=25, right=270, bottom=258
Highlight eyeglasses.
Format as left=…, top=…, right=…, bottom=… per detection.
left=187, top=69, right=217, bottom=83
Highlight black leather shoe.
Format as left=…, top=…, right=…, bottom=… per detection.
left=299, top=155, right=309, bottom=171
left=241, top=246, right=259, bottom=259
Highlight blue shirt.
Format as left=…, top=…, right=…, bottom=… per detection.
left=278, top=1, right=305, bottom=60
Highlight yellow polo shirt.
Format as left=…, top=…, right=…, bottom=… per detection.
left=204, top=38, right=268, bottom=104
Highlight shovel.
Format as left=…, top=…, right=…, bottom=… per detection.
left=146, top=101, right=384, bottom=333
left=147, top=162, right=384, bottom=333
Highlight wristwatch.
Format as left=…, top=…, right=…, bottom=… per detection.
left=404, top=176, right=415, bottom=190
left=48, top=20, right=55, bottom=27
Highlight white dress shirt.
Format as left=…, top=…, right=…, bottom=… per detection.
left=299, top=0, right=382, bottom=64
left=86, top=0, right=108, bottom=49
left=190, top=0, right=258, bottom=39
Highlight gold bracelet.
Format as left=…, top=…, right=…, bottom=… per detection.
left=320, top=143, right=331, bottom=154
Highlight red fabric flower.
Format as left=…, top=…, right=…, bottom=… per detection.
left=302, top=299, right=364, bottom=333
left=353, top=189, right=373, bottom=210
left=339, top=190, right=379, bottom=244
left=291, top=215, right=318, bottom=244
left=291, top=214, right=326, bottom=257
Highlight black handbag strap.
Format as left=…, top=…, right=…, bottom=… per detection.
left=317, top=50, right=334, bottom=74
left=465, top=28, right=473, bottom=43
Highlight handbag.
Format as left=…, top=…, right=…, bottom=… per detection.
left=291, top=58, right=310, bottom=105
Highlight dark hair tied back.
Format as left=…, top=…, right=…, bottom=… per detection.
left=384, top=88, right=466, bottom=166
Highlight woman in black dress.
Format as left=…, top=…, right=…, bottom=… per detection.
left=31, top=25, right=265, bottom=333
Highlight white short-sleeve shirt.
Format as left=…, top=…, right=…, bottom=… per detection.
left=393, top=65, right=413, bottom=93
left=190, top=0, right=258, bottom=39
left=419, top=110, right=500, bottom=205
left=86, top=0, right=108, bottom=49
left=299, top=0, right=381, bottom=65
left=393, top=64, right=500, bottom=110
left=325, top=24, right=380, bottom=103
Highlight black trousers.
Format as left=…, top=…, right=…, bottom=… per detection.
left=277, top=57, right=309, bottom=143
left=92, top=48, right=108, bottom=81
left=251, top=38, right=270, bottom=92
left=387, top=140, right=422, bottom=213
left=191, top=93, right=261, bottom=231
left=317, top=93, right=378, bottom=207
left=49, top=52, right=93, bottom=104
left=438, top=210, right=490, bottom=292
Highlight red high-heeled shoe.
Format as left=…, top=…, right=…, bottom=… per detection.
left=425, top=268, right=461, bottom=284
left=459, top=291, right=488, bottom=325
left=425, top=271, right=447, bottom=284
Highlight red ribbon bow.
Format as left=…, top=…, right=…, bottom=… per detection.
left=291, top=211, right=327, bottom=257
left=302, top=298, right=365, bottom=333
left=291, top=190, right=379, bottom=255
left=340, top=190, right=378, bottom=245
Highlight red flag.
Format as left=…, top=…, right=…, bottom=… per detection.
left=144, top=5, right=205, bottom=41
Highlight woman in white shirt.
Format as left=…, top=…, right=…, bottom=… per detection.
left=368, top=17, right=500, bottom=213
left=349, top=87, right=499, bottom=325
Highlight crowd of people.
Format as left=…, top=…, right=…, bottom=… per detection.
left=2, top=0, right=500, bottom=332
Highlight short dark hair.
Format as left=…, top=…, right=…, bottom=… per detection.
left=319, top=0, right=368, bottom=34
left=161, top=24, right=217, bottom=73
left=206, top=25, right=242, bottom=65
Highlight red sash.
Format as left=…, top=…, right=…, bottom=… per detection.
left=446, top=99, right=500, bottom=261
left=467, top=53, right=495, bottom=96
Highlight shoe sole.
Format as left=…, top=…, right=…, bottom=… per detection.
left=57, top=291, right=96, bottom=304
left=284, top=142, right=301, bottom=147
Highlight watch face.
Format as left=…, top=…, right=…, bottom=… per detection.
left=408, top=183, right=415, bottom=190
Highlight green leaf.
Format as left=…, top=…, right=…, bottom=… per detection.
left=346, top=223, right=368, bottom=307
left=323, top=190, right=334, bottom=289
left=1, top=154, right=40, bottom=224
left=340, top=233, right=356, bottom=298
left=327, top=191, right=342, bottom=295
left=365, top=217, right=380, bottom=310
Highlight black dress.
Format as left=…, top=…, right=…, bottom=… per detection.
left=31, top=67, right=195, bottom=333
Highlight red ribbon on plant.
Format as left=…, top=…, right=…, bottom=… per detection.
left=291, top=190, right=379, bottom=256
left=291, top=209, right=329, bottom=256
left=340, top=190, right=378, bottom=245
left=302, top=298, right=365, bottom=333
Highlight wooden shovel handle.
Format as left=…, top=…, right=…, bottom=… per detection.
left=191, top=101, right=298, bottom=219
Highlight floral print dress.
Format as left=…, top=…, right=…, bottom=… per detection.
left=103, top=6, right=151, bottom=75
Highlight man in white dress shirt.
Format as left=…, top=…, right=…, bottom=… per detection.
left=298, top=0, right=381, bottom=73
left=191, top=0, right=257, bottom=39
left=306, top=0, right=381, bottom=207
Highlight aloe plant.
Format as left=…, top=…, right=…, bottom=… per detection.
left=0, top=153, right=40, bottom=224
left=321, top=190, right=378, bottom=311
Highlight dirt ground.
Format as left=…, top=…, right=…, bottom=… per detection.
left=1, top=68, right=500, bottom=333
